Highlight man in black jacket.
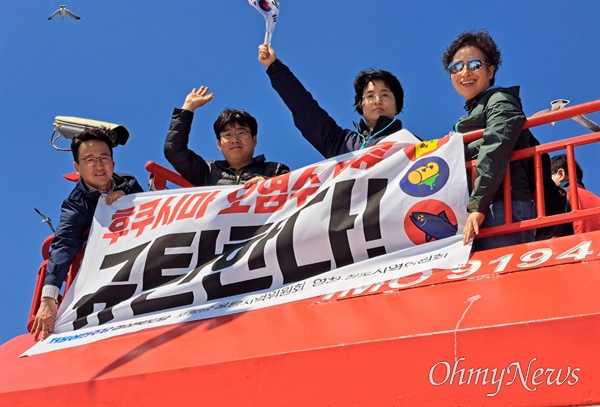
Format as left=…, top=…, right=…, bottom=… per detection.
left=32, top=128, right=143, bottom=341
left=258, top=44, right=418, bottom=158
left=164, top=86, right=290, bottom=187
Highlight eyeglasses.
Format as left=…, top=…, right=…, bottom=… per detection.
left=220, top=130, right=253, bottom=141
left=78, top=155, right=112, bottom=166
left=447, top=58, right=490, bottom=75
left=362, top=92, right=394, bottom=104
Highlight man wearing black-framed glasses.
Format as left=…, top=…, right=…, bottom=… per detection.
left=164, top=86, right=290, bottom=187
left=31, top=128, right=143, bottom=341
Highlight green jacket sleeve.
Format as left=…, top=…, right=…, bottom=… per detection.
left=470, top=92, right=526, bottom=213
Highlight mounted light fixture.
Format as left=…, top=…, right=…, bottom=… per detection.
left=51, top=116, right=130, bottom=151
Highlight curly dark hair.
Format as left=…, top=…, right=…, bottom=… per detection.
left=442, top=30, right=502, bottom=86
left=213, top=109, right=258, bottom=140
left=353, top=69, right=404, bottom=116
left=71, top=128, right=114, bottom=161
left=550, top=154, right=584, bottom=181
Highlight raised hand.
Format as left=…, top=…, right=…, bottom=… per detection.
left=182, top=86, right=215, bottom=112
left=258, top=43, right=277, bottom=68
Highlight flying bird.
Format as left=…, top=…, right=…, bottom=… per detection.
left=34, top=208, right=56, bottom=233
left=532, top=99, right=600, bottom=132
left=48, top=5, right=81, bottom=20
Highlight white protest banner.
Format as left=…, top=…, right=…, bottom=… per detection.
left=23, top=131, right=470, bottom=356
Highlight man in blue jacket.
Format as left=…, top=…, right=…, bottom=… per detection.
left=258, top=43, right=417, bottom=158
left=31, top=128, right=143, bottom=341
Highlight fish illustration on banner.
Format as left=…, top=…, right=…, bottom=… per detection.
left=409, top=210, right=458, bottom=243
left=248, top=0, right=280, bottom=44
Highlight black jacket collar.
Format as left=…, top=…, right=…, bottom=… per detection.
left=214, top=154, right=267, bottom=170
left=355, top=116, right=403, bottom=137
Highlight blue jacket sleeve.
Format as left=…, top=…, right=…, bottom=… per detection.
left=266, top=59, right=353, bottom=158
left=471, top=92, right=526, bottom=212
left=44, top=197, right=91, bottom=289
left=121, top=175, right=144, bottom=194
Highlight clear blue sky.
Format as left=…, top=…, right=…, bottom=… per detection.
left=1, top=1, right=598, bottom=345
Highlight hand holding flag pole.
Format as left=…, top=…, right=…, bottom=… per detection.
left=248, top=0, right=280, bottom=44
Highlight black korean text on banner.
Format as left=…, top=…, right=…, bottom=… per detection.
left=69, top=142, right=398, bottom=330
left=70, top=177, right=389, bottom=330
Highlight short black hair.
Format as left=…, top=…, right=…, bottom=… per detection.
left=71, top=128, right=114, bottom=161
left=550, top=154, right=584, bottom=181
left=442, top=30, right=502, bottom=87
left=213, top=109, right=258, bottom=140
left=353, top=69, right=404, bottom=116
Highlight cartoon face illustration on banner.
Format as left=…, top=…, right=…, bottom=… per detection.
left=400, top=157, right=451, bottom=197
left=404, top=137, right=450, bottom=162
left=404, top=200, right=459, bottom=245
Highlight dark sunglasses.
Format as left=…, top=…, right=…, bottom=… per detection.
left=447, top=58, right=490, bottom=75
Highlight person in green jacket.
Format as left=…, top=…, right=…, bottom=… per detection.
left=442, top=30, right=536, bottom=251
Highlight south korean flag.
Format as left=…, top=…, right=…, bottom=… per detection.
left=248, top=0, right=280, bottom=44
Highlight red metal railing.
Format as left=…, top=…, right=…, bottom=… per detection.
left=462, top=100, right=600, bottom=237
left=147, top=162, right=194, bottom=189
left=28, top=100, right=600, bottom=331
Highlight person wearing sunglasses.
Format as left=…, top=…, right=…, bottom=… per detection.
left=442, top=30, right=536, bottom=251
left=164, top=86, right=290, bottom=187
left=258, top=43, right=417, bottom=159
left=31, top=128, right=144, bottom=341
